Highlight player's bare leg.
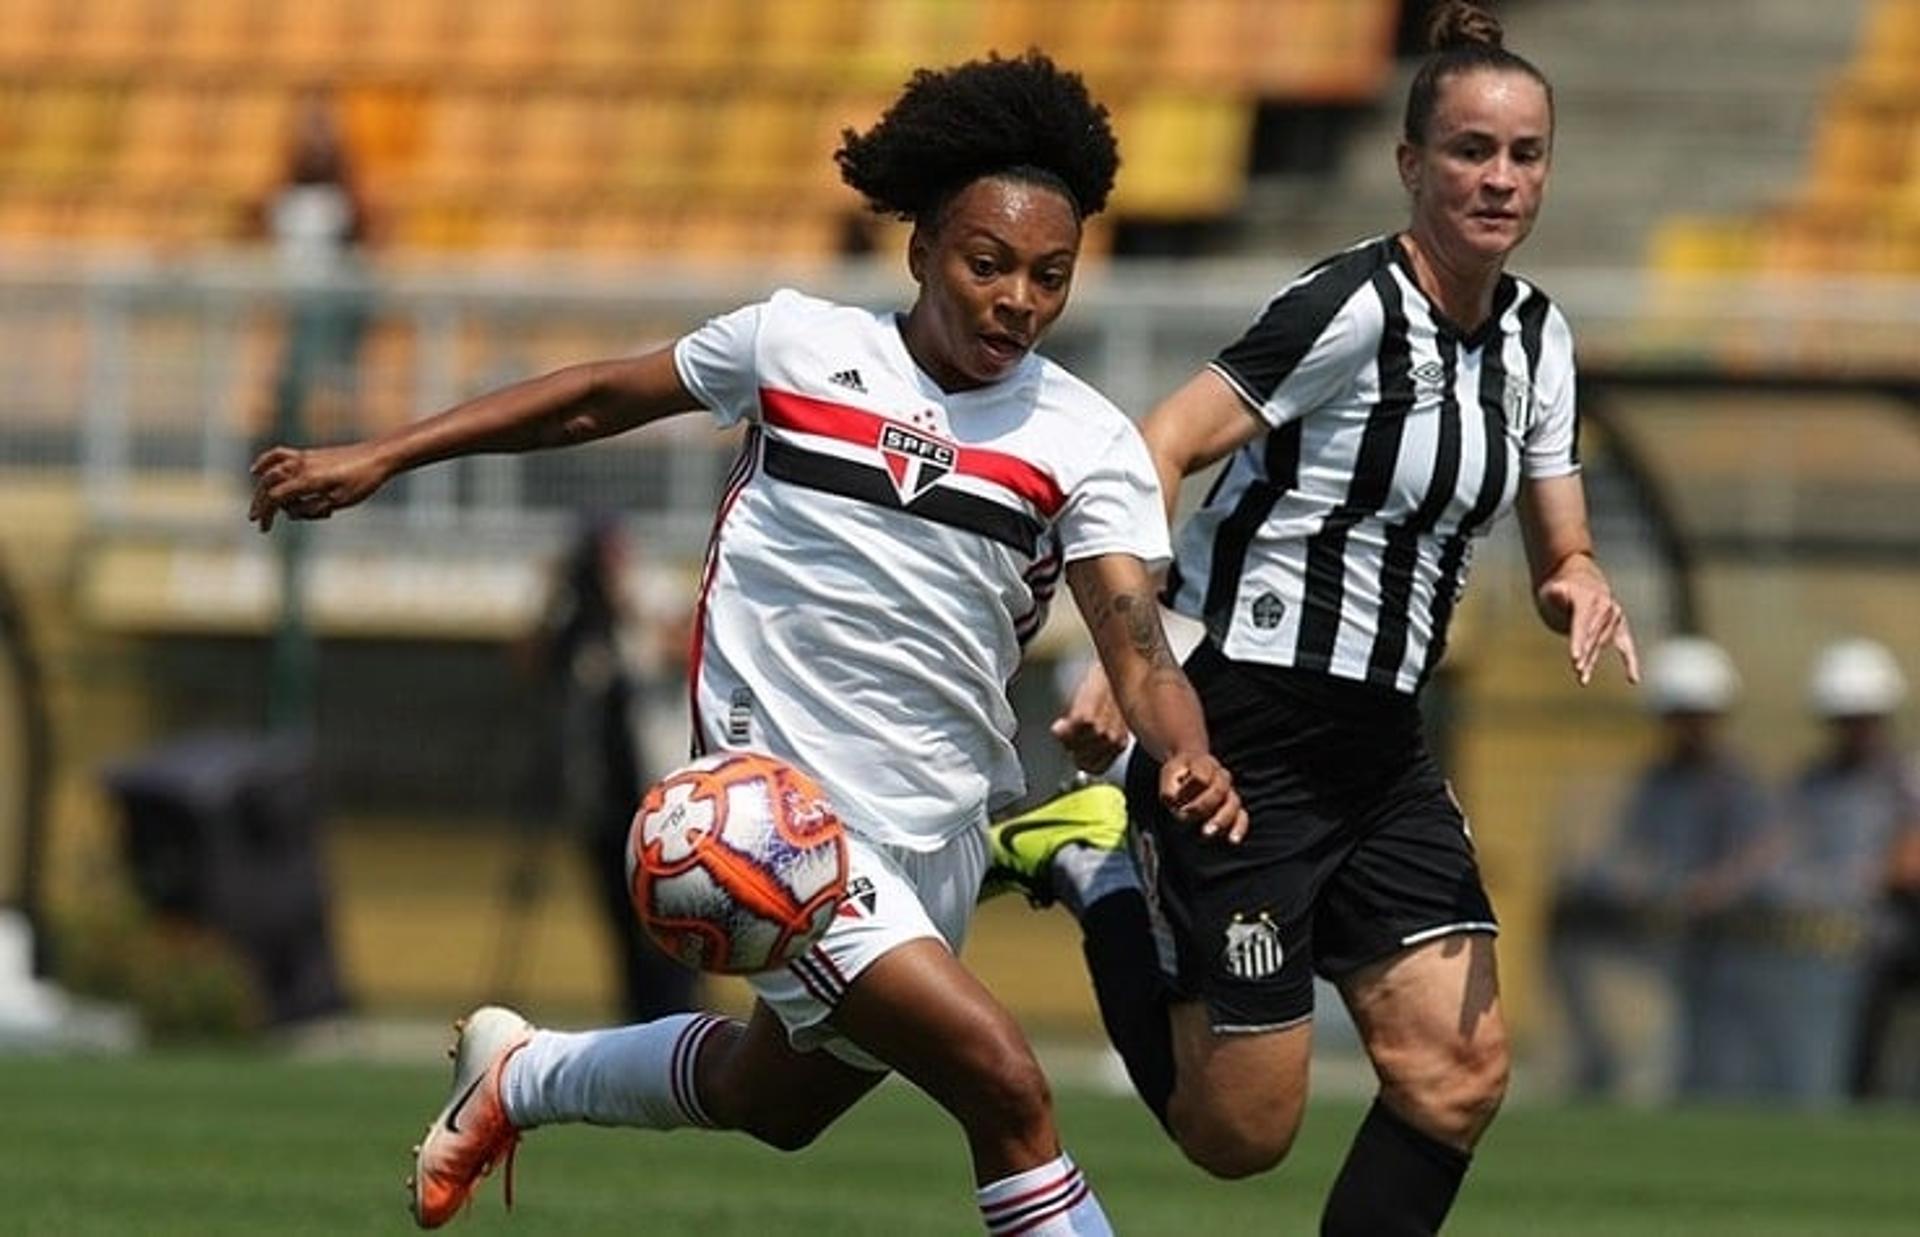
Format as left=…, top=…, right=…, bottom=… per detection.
left=694, top=938, right=1114, bottom=1231
left=691, top=999, right=887, bottom=1149
left=1340, top=933, right=1509, bottom=1150
left=833, top=938, right=1113, bottom=1231
left=1161, top=1000, right=1313, bottom=1179
left=1321, top=933, right=1509, bottom=1235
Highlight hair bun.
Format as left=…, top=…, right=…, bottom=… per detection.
left=1427, top=0, right=1504, bottom=51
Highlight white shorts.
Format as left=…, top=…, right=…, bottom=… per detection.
left=748, top=823, right=989, bottom=1072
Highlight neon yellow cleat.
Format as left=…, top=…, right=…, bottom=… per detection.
left=983, top=782, right=1128, bottom=906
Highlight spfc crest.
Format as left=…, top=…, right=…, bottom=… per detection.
left=878, top=422, right=955, bottom=503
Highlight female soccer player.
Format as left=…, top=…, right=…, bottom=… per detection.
left=249, top=53, right=1241, bottom=1235
left=1001, top=6, right=1638, bottom=1233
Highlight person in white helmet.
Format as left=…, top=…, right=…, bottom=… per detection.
left=1548, top=636, right=1771, bottom=1098
left=1757, top=638, right=1920, bottom=1103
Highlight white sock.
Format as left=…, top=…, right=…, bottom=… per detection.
left=976, top=1152, right=1112, bottom=1236
left=1051, top=843, right=1140, bottom=921
left=501, top=1013, right=732, bottom=1131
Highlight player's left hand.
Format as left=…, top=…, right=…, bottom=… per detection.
left=1538, top=564, right=1640, bottom=686
left=1160, top=753, right=1247, bottom=843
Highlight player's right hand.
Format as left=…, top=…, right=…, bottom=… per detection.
left=248, top=442, right=390, bottom=532
left=1049, top=662, right=1130, bottom=773
left=1160, top=753, right=1247, bottom=844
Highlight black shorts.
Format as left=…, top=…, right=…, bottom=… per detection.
left=1126, top=642, right=1497, bottom=1032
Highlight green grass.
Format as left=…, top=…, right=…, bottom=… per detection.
left=3, top=1054, right=1918, bottom=1235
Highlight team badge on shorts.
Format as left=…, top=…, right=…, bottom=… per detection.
left=835, top=875, right=879, bottom=919
left=1223, top=912, right=1285, bottom=980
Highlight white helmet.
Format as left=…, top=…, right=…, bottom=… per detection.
left=1808, top=638, right=1907, bottom=718
left=1644, top=637, right=1741, bottom=715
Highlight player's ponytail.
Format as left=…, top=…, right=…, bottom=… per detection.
left=1403, top=1, right=1553, bottom=146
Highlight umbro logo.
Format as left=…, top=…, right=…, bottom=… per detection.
left=1411, top=361, right=1446, bottom=388
left=828, top=368, right=866, bottom=393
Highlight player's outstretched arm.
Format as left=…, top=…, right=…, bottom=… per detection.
left=1066, top=552, right=1246, bottom=841
left=1519, top=473, right=1641, bottom=686
left=249, top=347, right=699, bottom=531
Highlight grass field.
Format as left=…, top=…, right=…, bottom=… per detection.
left=5, top=1053, right=1919, bottom=1235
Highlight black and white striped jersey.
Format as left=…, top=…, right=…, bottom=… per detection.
left=1163, top=236, right=1579, bottom=694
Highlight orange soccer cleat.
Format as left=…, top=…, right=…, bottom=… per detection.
left=408, top=1005, right=535, bottom=1229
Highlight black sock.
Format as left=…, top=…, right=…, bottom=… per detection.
left=1321, top=1099, right=1471, bottom=1237
left=1079, top=890, right=1176, bottom=1131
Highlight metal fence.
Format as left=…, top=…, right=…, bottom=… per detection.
left=5, top=244, right=1918, bottom=564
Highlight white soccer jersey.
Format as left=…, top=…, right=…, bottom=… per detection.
left=1164, top=236, right=1580, bottom=693
left=673, top=289, right=1169, bottom=849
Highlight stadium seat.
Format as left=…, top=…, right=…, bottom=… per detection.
left=0, top=0, right=1397, bottom=258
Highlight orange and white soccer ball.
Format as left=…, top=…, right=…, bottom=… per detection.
left=627, top=752, right=849, bottom=975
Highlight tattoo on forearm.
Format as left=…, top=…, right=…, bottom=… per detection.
left=1112, top=593, right=1177, bottom=669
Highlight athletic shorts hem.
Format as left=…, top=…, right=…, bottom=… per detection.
left=1212, top=1012, right=1313, bottom=1036
left=1320, top=920, right=1501, bottom=980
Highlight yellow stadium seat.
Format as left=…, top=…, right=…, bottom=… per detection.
left=976, top=0, right=1053, bottom=58
left=117, top=85, right=209, bottom=192
left=851, top=0, right=976, bottom=90
left=553, top=0, right=649, bottom=77
left=257, top=2, right=357, bottom=75
left=1856, top=0, right=1920, bottom=88
left=1110, top=93, right=1252, bottom=219
left=341, top=85, right=429, bottom=185
left=1811, top=88, right=1913, bottom=198
left=1047, top=0, right=1168, bottom=93
left=1243, top=0, right=1397, bottom=102
left=455, top=0, right=559, bottom=78
left=664, top=2, right=754, bottom=79
left=410, top=91, right=522, bottom=194
left=1648, top=216, right=1760, bottom=275
left=1153, top=0, right=1243, bottom=91
left=9, top=85, right=120, bottom=188
left=361, top=0, right=458, bottom=76
left=747, top=0, right=860, bottom=85
left=608, top=94, right=698, bottom=198
left=170, top=0, right=256, bottom=70
left=202, top=88, right=293, bottom=200
left=702, top=92, right=822, bottom=199
left=63, top=0, right=165, bottom=72
left=0, top=0, right=64, bottom=69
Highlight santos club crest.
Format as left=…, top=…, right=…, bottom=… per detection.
left=878, top=422, right=956, bottom=503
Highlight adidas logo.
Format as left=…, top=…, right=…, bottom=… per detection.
left=828, top=368, right=866, bottom=393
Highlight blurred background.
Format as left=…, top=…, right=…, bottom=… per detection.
left=0, top=0, right=1915, bottom=1117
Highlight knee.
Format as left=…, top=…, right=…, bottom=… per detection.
left=1169, top=1097, right=1302, bottom=1180
left=1385, top=1027, right=1511, bottom=1147
left=950, top=1033, right=1054, bottom=1139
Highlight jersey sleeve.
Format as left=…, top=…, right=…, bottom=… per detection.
left=1208, top=260, right=1375, bottom=430
left=672, top=300, right=765, bottom=427
left=1523, top=305, right=1581, bottom=479
left=1056, top=419, right=1172, bottom=569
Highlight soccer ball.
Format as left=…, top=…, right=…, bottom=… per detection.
left=627, top=752, right=848, bottom=975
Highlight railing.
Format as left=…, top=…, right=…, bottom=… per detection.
left=5, top=245, right=1917, bottom=566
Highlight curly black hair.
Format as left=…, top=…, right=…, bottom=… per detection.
left=836, top=51, right=1119, bottom=225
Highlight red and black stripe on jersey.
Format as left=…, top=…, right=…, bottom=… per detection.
left=758, top=388, right=1064, bottom=557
